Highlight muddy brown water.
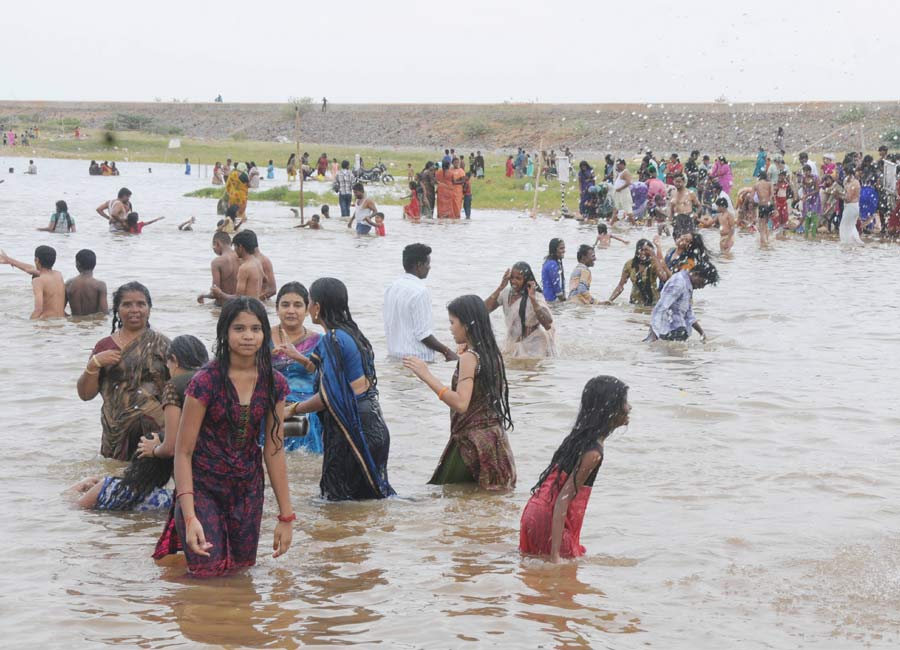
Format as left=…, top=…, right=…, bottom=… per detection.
left=1, top=159, right=898, bottom=648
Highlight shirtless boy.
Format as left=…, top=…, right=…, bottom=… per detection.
left=198, top=232, right=240, bottom=305
left=0, top=245, right=66, bottom=319
left=715, top=198, right=736, bottom=254
left=253, top=236, right=277, bottom=300
left=66, top=249, right=108, bottom=317
left=210, top=229, right=264, bottom=302
left=668, top=173, right=700, bottom=236
left=753, top=171, right=774, bottom=246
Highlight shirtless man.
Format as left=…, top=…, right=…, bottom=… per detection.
left=210, top=229, right=264, bottom=302
left=198, top=232, right=239, bottom=305
left=668, top=173, right=700, bottom=236
left=96, top=187, right=133, bottom=232
left=66, top=249, right=108, bottom=317
left=714, top=198, right=736, bottom=254
left=753, top=171, right=774, bottom=246
left=0, top=245, right=66, bottom=319
left=254, top=238, right=277, bottom=300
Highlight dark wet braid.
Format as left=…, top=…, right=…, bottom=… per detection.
left=110, top=281, right=152, bottom=333
left=531, top=376, right=628, bottom=495
left=511, top=261, right=542, bottom=338
left=214, top=297, right=282, bottom=451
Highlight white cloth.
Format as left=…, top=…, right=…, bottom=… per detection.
left=840, top=202, right=864, bottom=246
left=717, top=191, right=734, bottom=211
left=383, top=273, right=435, bottom=360
left=650, top=270, right=696, bottom=338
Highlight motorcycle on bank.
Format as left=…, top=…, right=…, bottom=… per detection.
left=355, top=161, right=395, bottom=184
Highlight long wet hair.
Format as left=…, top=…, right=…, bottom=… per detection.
left=104, top=452, right=174, bottom=511
left=631, top=239, right=656, bottom=305
left=545, top=238, right=564, bottom=261
left=214, top=297, right=282, bottom=450
left=531, top=376, right=629, bottom=495
left=168, top=334, right=209, bottom=370
left=511, top=261, right=541, bottom=337
left=111, top=281, right=152, bottom=333
left=309, top=277, right=377, bottom=388
left=447, top=295, right=513, bottom=431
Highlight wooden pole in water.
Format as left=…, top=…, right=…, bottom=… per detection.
left=295, top=106, right=304, bottom=224
left=531, top=138, right=543, bottom=219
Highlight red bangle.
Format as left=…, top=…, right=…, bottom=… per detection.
left=277, top=512, right=296, bottom=523
left=176, top=491, right=194, bottom=499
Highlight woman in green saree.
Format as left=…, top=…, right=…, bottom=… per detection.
left=77, top=282, right=170, bottom=460
left=403, top=295, right=516, bottom=490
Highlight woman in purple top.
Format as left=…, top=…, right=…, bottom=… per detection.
left=172, top=297, right=295, bottom=577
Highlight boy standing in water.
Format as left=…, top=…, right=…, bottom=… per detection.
left=198, top=232, right=240, bottom=306
left=66, top=249, right=108, bottom=317
left=0, top=245, right=66, bottom=319
left=211, top=230, right=264, bottom=301
left=753, top=171, right=774, bottom=245
left=714, top=198, right=736, bottom=254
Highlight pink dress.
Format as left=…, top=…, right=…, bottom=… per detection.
left=519, top=455, right=601, bottom=558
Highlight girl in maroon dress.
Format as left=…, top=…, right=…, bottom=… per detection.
left=173, top=297, right=295, bottom=576
left=519, top=376, right=630, bottom=562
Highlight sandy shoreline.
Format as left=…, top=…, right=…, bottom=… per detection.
left=1, top=100, right=897, bottom=155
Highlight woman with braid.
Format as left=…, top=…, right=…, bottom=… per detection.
left=76, top=282, right=170, bottom=460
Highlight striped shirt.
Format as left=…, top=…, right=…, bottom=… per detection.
left=383, top=273, right=434, bottom=361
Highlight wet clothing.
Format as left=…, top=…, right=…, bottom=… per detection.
left=429, top=352, right=516, bottom=490
left=519, top=448, right=602, bottom=558
left=90, top=330, right=170, bottom=460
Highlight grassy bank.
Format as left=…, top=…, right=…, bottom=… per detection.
left=186, top=161, right=762, bottom=213
left=10, top=129, right=762, bottom=211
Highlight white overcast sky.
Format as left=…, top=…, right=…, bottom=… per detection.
left=4, top=0, right=896, bottom=104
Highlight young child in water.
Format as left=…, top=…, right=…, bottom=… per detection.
left=294, top=214, right=322, bottom=230
left=373, top=212, right=386, bottom=236
left=125, top=212, right=165, bottom=234
left=715, top=197, right=735, bottom=253
left=320, top=204, right=330, bottom=219
left=519, top=376, right=631, bottom=562
left=593, top=223, right=629, bottom=249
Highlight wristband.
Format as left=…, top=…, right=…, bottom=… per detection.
left=277, top=512, right=296, bottom=523
left=176, top=491, right=194, bottom=499
left=438, top=387, right=449, bottom=401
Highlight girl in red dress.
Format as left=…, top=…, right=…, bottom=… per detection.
left=519, top=376, right=630, bottom=562
left=505, top=155, right=514, bottom=178
left=403, top=181, right=421, bottom=220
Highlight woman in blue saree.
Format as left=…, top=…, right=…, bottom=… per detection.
left=294, top=278, right=394, bottom=500
left=271, top=282, right=323, bottom=453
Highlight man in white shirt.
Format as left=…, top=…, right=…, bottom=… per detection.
left=384, top=243, right=458, bottom=362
